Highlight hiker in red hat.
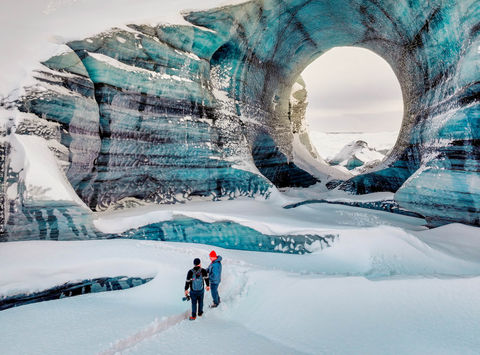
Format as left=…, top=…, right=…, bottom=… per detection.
left=207, top=250, right=222, bottom=308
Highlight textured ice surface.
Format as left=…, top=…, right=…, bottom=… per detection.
left=1, top=0, right=479, bottom=243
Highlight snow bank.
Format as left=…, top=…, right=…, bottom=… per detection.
left=93, top=197, right=426, bottom=236
left=11, top=134, right=87, bottom=207
left=2, top=224, right=480, bottom=299
left=414, top=223, right=480, bottom=263
left=218, top=271, right=480, bottom=355
left=1, top=223, right=480, bottom=354
left=0, top=240, right=158, bottom=297
left=291, top=133, right=352, bottom=181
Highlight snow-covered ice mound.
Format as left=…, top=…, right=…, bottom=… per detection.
left=328, top=140, right=386, bottom=173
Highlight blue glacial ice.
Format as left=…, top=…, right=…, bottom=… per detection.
left=1, top=0, right=479, bottom=244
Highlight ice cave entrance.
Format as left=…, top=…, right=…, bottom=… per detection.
left=300, top=47, right=404, bottom=175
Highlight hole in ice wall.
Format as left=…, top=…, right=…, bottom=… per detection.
left=297, top=47, right=403, bottom=175
left=0, top=276, right=154, bottom=311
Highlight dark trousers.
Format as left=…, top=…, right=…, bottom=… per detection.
left=190, top=290, right=204, bottom=317
left=211, top=283, right=220, bottom=305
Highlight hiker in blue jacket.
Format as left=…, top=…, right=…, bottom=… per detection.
left=207, top=250, right=222, bottom=307
left=185, top=258, right=210, bottom=320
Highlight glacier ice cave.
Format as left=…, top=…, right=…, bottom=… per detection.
left=0, top=0, right=479, bottom=244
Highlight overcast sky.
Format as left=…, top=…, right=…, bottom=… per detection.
left=301, top=47, right=404, bottom=133
left=0, top=0, right=240, bottom=97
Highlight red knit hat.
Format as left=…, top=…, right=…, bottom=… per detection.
left=209, top=250, right=217, bottom=258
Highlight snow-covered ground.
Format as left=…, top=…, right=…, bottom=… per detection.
left=2, top=175, right=479, bottom=354
left=1, top=166, right=478, bottom=354
left=1, top=221, right=480, bottom=354
left=93, top=193, right=426, bottom=237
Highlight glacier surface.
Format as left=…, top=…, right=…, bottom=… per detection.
left=0, top=0, right=479, bottom=242
left=1, top=223, right=480, bottom=354
left=1, top=2, right=479, bottom=352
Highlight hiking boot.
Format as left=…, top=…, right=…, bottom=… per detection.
left=189, top=316, right=196, bottom=321
left=198, top=311, right=203, bottom=317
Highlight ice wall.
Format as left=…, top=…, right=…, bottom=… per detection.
left=18, top=32, right=271, bottom=210
left=184, top=0, right=480, bottom=226
left=1, top=0, right=479, bottom=237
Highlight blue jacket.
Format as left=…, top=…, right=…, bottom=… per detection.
left=208, top=255, right=222, bottom=284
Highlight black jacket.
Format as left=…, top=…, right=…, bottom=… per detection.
left=185, top=266, right=209, bottom=291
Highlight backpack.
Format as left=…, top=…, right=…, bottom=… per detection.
left=191, top=268, right=204, bottom=291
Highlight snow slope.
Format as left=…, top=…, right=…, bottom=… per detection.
left=10, top=134, right=88, bottom=206
left=1, top=222, right=480, bottom=354
left=93, top=196, right=426, bottom=236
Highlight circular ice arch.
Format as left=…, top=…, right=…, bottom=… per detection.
left=188, top=0, right=480, bottom=225
left=300, top=46, right=404, bottom=173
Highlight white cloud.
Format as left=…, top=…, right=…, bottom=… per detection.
left=0, top=0, right=242, bottom=97
left=302, top=47, right=404, bottom=133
